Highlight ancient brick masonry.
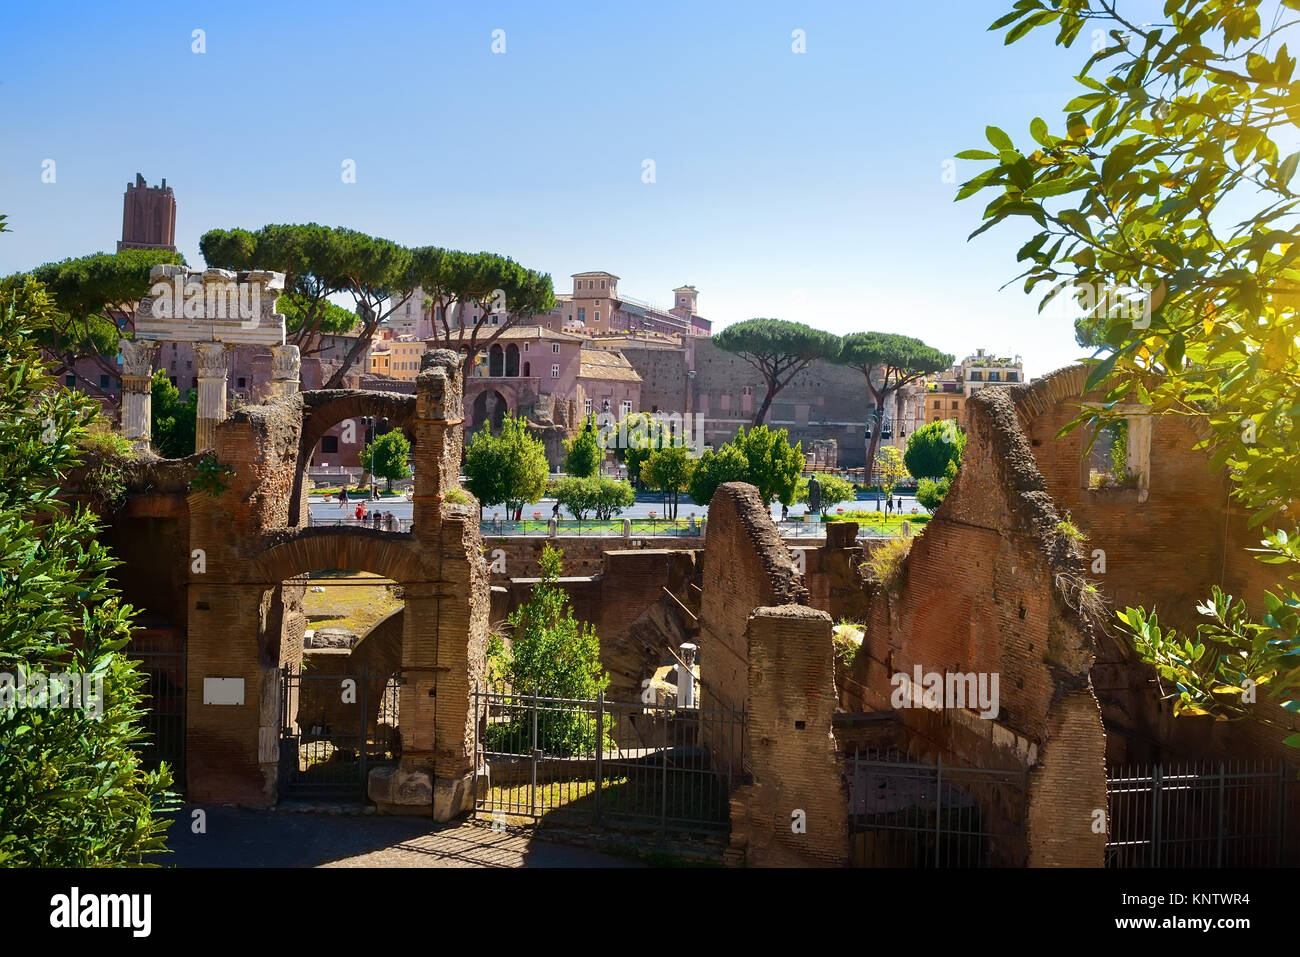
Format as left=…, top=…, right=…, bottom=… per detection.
left=184, top=348, right=487, bottom=818
left=840, top=381, right=1110, bottom=866
left=699, top=483, right=849, bottom=867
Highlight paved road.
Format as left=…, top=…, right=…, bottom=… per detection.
left=162, top=806, right=639, bottom=868
left=309, top=491, right=920, bottom=524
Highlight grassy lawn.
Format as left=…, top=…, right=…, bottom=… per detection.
left=303, top=572, right=403, bottom=634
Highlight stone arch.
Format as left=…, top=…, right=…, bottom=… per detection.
left=488, top=344, right=504, bottom=377
left=252, top=525, right=427, bottom=586
left=470, top=388, right=510, bottom=434
left=288, top=390, right=417, bottom=521
left=505, top=343, right=520, bottom=377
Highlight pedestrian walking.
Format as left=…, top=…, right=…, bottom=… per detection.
left=339, top=487, right=349, bottom=509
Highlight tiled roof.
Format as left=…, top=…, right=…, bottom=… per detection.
left=578, top=349, right=642, bottom=382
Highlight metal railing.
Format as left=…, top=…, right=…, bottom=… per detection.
left=126, top=631, right=186, bottom=789
left=478, top=518, right=703, bottom=538
left=308, top=515, right=414, bottom=534
left=473, top=684, right=745, bottom=836
left=279, top=664, right=402, bottom=799
left=1105, top=760, right=1292, bottom=867
left=847, top=746, right=1029, bottom=867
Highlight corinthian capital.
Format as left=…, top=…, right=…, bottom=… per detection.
left=119, top=339, right=159, bottom=378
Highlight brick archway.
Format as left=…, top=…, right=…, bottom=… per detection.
left=288, top=390, right=417, bottom=520
left=251, top=525, right=428, bottom=585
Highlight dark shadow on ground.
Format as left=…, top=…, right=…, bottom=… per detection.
left=161, top=805, right=639, bottom=868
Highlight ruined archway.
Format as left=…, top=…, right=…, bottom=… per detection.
left=288, top=390, right=417, bottom=521
left=471, top=388, right=509, bottom=434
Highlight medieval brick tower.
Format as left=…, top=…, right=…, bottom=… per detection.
left=117, top=173, right=176, bottom=252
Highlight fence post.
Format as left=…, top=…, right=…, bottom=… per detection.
left=1151, top=764, right=1163, bottom=867
left=661, top=701, right=669, bottom=834
left=1277, top=762, right=1287, bottom=867
left=530, top=685, right=539, bottom=819
left=358, top=664, right=368, bottom=799
left=1216, top=762, right=1226, bottom=867
left=934, top=754, right=943, bottom=868
left=594, top=690, right=603, bottom=827
left=472, top=681, right=479, bottom=816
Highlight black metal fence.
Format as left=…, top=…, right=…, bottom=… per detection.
left=847, top=747, right=1029, bottom=867
left=279, top=665, right=401, bottom=799
left=472, top=685, right=745, bottom=836
left=1106, top=761, right=1293, bottom=867
left=127, top=631, right=186, bottom=788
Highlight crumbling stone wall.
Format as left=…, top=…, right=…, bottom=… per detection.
left=842, top=383, right=1109, bottom=866
left=1011, top=366, right=1300, bottom=767
left=697, top=483, right=847, bottom=866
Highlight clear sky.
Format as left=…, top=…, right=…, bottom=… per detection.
left=0, top=0, right=1136, bottom=378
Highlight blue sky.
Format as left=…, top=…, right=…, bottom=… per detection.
left=0, top=0, right=1138, bottom=377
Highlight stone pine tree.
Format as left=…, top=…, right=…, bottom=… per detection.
left=836, top=332, right=953, bottom=480
left=0, top=252, right=176, bottom=866
left=960, top=0, right=1300, bottom=741
left=712, top=318, right=841, bottom=426
left=17, top=247, right=184, bottom=407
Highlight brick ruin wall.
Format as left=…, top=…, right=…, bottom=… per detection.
left=838, top=383, right=1110, bottom=866
left=1013, top=366, right=1300, bottom=769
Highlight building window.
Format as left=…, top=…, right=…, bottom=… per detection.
left=551, top=363, right=560, bottom=378
left=1008, top=372, right=1018, bottom=382
left=951, top=400, right=959, bottom=409
left=594, top=312, right=600, bottom=323
left=66, top=375, right=76, bottom=387
left=237, top=377, right=246, bottom=388
left=969, top=371, right=982, bottom=381
left=578, top=307, right=585, bottom=323
left=99, top=374, right=110, bottom=389
left=584, top=399, right=592, bottom=415
left=192, top=378, right=199, bottom=390
left=990, top=371, right=1000, bottom=382
left=524, top=343, right=529, bottom=352
left=552, top=343, right=560, bottom=353
left=169, top=376, right=177, bottom=387
left=601, top=280, right=606, bottom=289
left=589, top=280, right=594, bottom=289
left=620, top=400, right=632, bottom=417
left=321, top=435, right=339, bottom=453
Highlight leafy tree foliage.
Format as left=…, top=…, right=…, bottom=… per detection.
left=836, top=332, right=953, bottom=480
left=963, top=0, right=1300, bottom=744
left=10, top=248, right=184, bottom=404
left=904, top=420, right=966, bottom=479
left=688, top=425, right=802, bottom=507
left=641, top=445, right=695, bottom=519
left=605, top=411, right=689, bottom=486
left=712, top=319, right=841, bottom=425
left=463, top=412, right=549, bottom=519
left=485, top=546, right=611, bottom=756
left=414, top=247, right=556, bottom=380
left=875, top=446, right=912, bottom=503
left=150, top=370, right=197, bottom=459
left=551, top=476, right=635, bottom=520
left=796, top=473, right=857, bottom=515
left=0, top=258, right=176, bottom=865
left=563, top=415, right=604, bottom=478
left=916, top=459, right=959, bottom=513
left=363, top=430, right=412, bottom=491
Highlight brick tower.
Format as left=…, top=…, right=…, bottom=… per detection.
left=117, top=173, right=176, bottom=252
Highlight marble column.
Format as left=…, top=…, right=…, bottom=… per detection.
left=119, top=339, right=159, bottom=453
left=269, top=344, right=301, bottom=399
left=195, top=342, right=231, bottom=452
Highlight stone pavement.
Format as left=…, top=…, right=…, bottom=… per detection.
left=162, top=805, right=641, bottom=868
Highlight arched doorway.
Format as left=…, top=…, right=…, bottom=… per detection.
left=523, top=361, right=530, bottom=377
left=489, top=344, right=505, bottom=377
left=505, top=344, right=520, bottom=377
left=471, top=388, right=509, bottom=434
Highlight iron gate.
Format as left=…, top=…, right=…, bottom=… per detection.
left=847, top=748, right=1029, bottom=867
left=279, top=664, right=401, bottom=799
left=472, top=685, right=745, bottom=836
left=127, top=631, right=186, bottom=788
left=1105, top=761, right=1293, bottom=867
